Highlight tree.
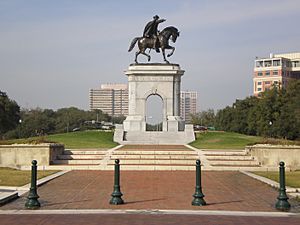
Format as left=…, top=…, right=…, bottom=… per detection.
left=18, top=108, right=56, bottom=138
left=191, top=109, right=216, bottom=127
left=0, top=91, right=20, bottom=137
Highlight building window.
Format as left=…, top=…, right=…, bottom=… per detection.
left=257, top=72, right=263, bottom=76
left=273, top=70, right=278, bottom=75
left=292, top=60, right=300, bottom=68
left=265, top=81, right=271, bottom=85
left=273, top=60, right=281, bottom=66
left=265, top=71, right=270, bottom=76
left=257, top=82, right=262, bottom=85
left=257, top=88, right=262, bottom=91
left=264, top=61, right=272, bottom=67
left=256, top=61, right=263, bottom=67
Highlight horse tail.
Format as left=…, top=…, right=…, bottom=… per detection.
left=128, top=37, right=140, bottom=52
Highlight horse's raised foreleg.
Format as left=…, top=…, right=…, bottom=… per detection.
left=135, top=51, right=141, bottom=64
left=166, top=46, right=175, bottom=57
left=161, top=48, right=170, bottom=64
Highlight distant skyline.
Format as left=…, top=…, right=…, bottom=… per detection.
left=1, top=0, right=300, bottom=111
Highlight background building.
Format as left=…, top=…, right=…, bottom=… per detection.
left=180, top=91, right=197, bottom=122
left=253, top=52, right=300, bottom=96
left=89, top=84, right=128, bottom=116
left=90, top=84, right=197, bottom=122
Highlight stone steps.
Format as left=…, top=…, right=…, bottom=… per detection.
left=110, top=155, right=198, bottom=159
left=206, top=155, right=254, bottom=160
left=53, top=159, right=102, bottom=165
left=63, top=150, right=108, bottom=155
left=113, top=151, right=196, bottom=155
left=107, top=159, right=197, bottom=165
left=209, top=160, right=260, bottom=166
left=57, top=155, right=105, bottom=160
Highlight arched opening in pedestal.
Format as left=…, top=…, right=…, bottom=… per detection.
left=145, top=94, right=163, bottom=131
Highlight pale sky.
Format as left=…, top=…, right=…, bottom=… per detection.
left=1, top=0, right=300, bottom=111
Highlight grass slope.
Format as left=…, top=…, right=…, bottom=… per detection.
left=0, top=130, right=118, bottom=149
left=254, top=171, right=300, bottom=188
left=46, top=130, right=118, bottom=149
left=47, top=131, right=117, bottom=148
left=190, top=131, right=263, bottom=149
left=0, top=168, right=59, bottom=186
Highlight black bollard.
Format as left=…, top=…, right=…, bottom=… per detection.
left=109, top=159, right=124, bottom=205
left=275, top=161, right=291, bottom=211
left=192, top=159, right=206, bottom=206
left=25, top=160, right=41, bottom=209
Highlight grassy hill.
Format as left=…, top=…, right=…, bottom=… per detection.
left=46, top=130, right=117, bottom=148
left=0, top=130, right=118, bottom=149
left=190, top=131, right=263, bottom=149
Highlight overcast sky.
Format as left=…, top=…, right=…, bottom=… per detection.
left=1, top=0, right=300, bottom=112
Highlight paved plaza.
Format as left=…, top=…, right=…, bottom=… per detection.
left=0, top=169, right=300, bottom=224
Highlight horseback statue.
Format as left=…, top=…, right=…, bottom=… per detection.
left=128, top=15, right=180, bottom=64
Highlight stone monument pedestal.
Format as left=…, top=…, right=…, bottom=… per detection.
left=114, top=63, right=195, bottom=145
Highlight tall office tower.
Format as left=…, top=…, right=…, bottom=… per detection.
left=253, top=52, right=300, bottom=96
left=89, top=84, right=128, bottom=116
left=180, top=91, right=197, bottom=122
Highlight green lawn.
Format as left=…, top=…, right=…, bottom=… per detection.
left=0, top=130, right=118, bottom=149
left=0, top=167, right=59, bottom=186
left=190, top=131, right=263, bottom=149
left=254, top=171, right=300, bottom=188
left=46, top=130, right=117, bottom=148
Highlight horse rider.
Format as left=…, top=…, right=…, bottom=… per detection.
left=143, top=15, right=166, bottom=53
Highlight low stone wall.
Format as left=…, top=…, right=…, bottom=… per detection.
left=246, top=144, right=300, bottom=170
left=0, top=143, right=64, bottom=168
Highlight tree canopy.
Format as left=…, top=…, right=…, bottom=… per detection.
left=0, top=91, right=20, bottom=137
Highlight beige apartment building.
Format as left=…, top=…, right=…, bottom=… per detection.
left=253, top=52, right=300, bottom=96
left=89, top=84, right=128, bottom=116
left=180, top=91, right=197, bottom=122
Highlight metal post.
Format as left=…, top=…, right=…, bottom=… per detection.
left=25, top=160, right=40, bottom=209
left=109, top=159, right=124, bottom=205
left=275, top=161, right=291, bottom=211
left=192, top=159, right=206, bottom=206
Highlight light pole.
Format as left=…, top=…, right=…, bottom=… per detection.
left=269, top=121, right=273, bottom=138
left=18, top=119, right=22, bottom=138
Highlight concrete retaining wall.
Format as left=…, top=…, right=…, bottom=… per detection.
left=246, top=145, right=300, bottom=170
left=0, top=144, right=64, bottom=168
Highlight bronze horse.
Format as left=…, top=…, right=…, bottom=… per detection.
left=128, top=26, right=180, bottom=64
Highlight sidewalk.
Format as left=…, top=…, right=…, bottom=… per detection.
left=1, top=171, right=299, bottom=212
left=0, top=171, right=68, bottom=206
left=1, top=170, right=300, bottom=225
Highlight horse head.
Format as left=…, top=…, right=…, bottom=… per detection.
left=161, top=26, right=180, bottom=43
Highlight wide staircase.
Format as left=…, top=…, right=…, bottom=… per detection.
left=52, top=149, right=108, bottom=166
left=50, top=145, right=262, bottom=171
left=107, top=145, right=199, bottom=170
left=201, top=149, right=261, bottom=170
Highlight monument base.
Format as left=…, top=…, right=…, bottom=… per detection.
left=113, top=63, right=195, bottom=145
left=114, top=124, right=195, bottom=145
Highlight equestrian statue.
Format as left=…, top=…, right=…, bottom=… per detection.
left=128, top=15, right=180, bottom=64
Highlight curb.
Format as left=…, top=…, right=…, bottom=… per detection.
left=241, top=171, right=300, bottom=197
left=0, top=209, right=299, bottom=217
left=0, top=170, right=69, bottom=205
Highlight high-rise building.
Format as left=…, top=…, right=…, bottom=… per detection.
left=180, top=91, right=197, bottom=122
left=253, top=52, right=300, bottom=96
left=90, top=84, right=197, bottom=122
left=89, top=84, right=128, bottom=116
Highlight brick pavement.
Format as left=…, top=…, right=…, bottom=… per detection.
left=0, top=214, right=299, bottom=225
left=1, top=170, right=299, bottom=212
